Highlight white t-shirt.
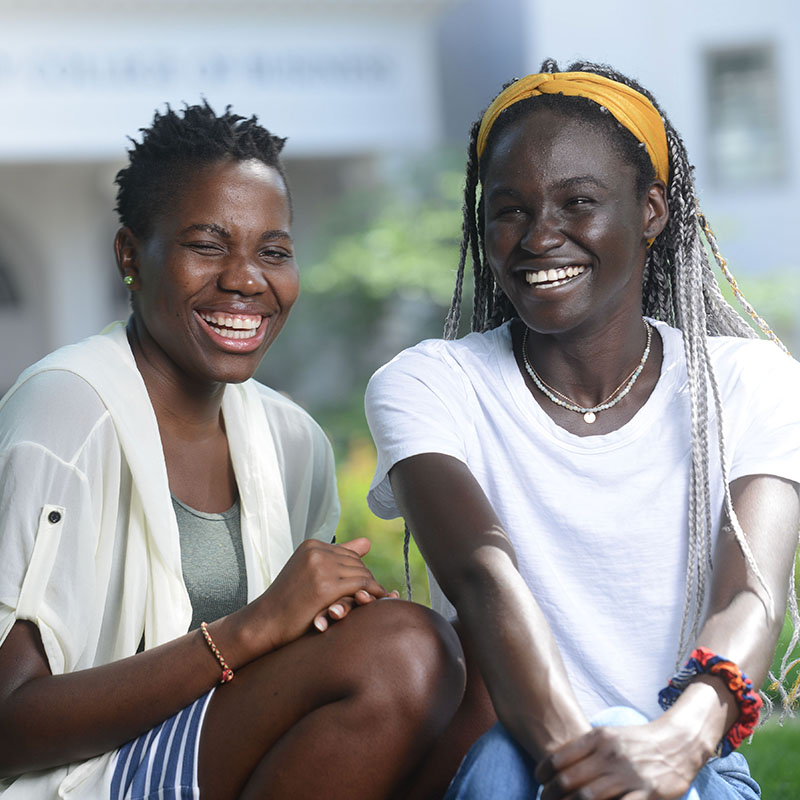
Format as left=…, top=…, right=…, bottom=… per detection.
left=366, top=319, right=800, bottom=719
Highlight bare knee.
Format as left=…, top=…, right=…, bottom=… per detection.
left=333, top=600, right=465, bottom=730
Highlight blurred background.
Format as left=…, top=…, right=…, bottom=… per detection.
left=1, top=0, right=799, bottom=788
left=2, top=0, right=798, bottom=584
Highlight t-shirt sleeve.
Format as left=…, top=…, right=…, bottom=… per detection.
left=725, top=342, right=800, bottom=485
left=365, top=344, right=471, bottom=520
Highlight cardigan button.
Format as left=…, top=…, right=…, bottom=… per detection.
left=48, top=510, right=62, bottom=524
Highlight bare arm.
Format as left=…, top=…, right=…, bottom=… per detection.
left=664, top=475, right=799, bottom=752
left=0, top=537, right=387, bottom=776
left=390, top=452, right=591, bottom=760
left=538, top=474, right=800, bottom=800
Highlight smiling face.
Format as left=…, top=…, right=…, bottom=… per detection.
left=116, top=158, right=298, bottom=387
left=482, top=107, right=666, bottom=337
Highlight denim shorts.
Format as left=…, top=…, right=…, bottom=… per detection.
left=446, top=706, right=760, bottom=799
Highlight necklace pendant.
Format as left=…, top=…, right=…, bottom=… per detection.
left=583, top=411, right=597, bottom=424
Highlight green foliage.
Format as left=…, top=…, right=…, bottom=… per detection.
left=740, top=606, right=800, bottom=795
left=713, top=261, right=800, bottom=352
left=762, top=601, right=800, bottom=716
left=303, top=154, right=465, bottom=304
left=740, top=717, right=800, bottom=798
left=334, top=438, right=430, bottom=605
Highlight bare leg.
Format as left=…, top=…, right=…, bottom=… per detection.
left=197, top=600, right=465, bottom=799
left=401, top=620, right=497, bottom=800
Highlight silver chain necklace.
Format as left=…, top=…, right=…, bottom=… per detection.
left=521, top=319, right=652, bottom=424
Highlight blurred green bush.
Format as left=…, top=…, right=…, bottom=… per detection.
left=335, top=437, right=431, bottom=605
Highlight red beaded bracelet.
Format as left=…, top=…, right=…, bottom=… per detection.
left=658, top=646, right=762, bottom=757
left=200, top=621, right=234, bottom=684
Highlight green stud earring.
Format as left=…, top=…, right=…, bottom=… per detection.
left=123, top=275, right=134, bottom=286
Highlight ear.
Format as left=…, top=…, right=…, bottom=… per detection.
left=642, top=180, right=669, bottom=245
left=114, top=227, right=141, bottom=289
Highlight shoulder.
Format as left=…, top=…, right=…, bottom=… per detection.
left=723, top=338, right=800, bottom=424
left=1, top=360, right=114, bottom=462
left=652, top=321, right=800, bottom=387
left=708, top=334, right=800, bottom=374
left=368, top=325, right=510, bottom=396
left=380, top=325, right=509, bottom=369
left=1, top=323, right=133, bottom=438
left=246, top=380, right=332, bottom=455
left=241, top=381, right=337, bottom=525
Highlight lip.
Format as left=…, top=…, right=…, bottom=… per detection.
left=194, top=309, right=271, bottom=353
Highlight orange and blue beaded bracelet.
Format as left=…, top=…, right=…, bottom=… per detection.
left=658, top=646, right=762, bottom=757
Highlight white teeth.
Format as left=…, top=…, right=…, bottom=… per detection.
left=208, top=324, right=258, bottom=340
left=524, top=265, right=586, bottom=286
left=199, top=312, right=262, bottom=333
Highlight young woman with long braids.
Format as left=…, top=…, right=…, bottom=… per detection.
left=366, top=60, right=800, bottom=798
left=0, top=103, right=465, bottom=800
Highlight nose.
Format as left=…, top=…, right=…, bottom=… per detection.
left=520, top=210, right=565, bottom=254
left=218, top=255, right=269, bottom=296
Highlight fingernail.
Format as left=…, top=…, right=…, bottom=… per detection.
left=314, top=617, right=328, bottom=632
left=330, top=604, right=344, bottom=617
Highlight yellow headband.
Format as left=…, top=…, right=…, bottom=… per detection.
left=476, top=71, right=670, bottom=185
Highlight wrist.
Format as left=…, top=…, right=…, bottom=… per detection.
left=241, top=591, right=292, bottom=657
left=658, top=647, right=762, bottom=759
left=659, top=679, right=733, bottom=762
left=501, top=702, right=591, bottom=761
left=199, top=621, right=234, bottom=683
left=206, top=604, right=271, bottom=672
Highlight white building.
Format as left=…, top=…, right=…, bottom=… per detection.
left=0, top=0, right=456, bottom=391
left=1, top=0, right=796, bottom=394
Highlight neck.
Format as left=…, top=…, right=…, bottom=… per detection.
left=518, top=312, right=651, bottom=409
left=126, top=318, right=226, bottom=439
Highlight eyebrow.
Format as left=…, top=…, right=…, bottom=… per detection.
left=181, top=223, right=231, bottom=238
left=180, top=224, right=293, bottom=243
left=552, top=176, right=608, bottom=191
left=485, top=174, right=609, bottom=204
left=262, top=229, right=293, bottom=243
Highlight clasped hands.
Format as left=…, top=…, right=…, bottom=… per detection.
left=258, top=537, right=399, bottom=650
left=535, top=718, right=701, bottom=800
left=311, top=538, right=401, bottom=633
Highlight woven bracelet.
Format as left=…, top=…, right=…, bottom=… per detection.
left=658, top=646, right=762, bottom=757
left=200, top=621, right=235, bottom=684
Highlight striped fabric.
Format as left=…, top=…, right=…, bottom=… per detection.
left=110, top=690, right=214, bottom=799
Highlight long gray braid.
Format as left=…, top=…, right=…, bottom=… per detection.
left=432, top=58, right=799, bottom=717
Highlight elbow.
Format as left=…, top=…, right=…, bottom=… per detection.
left=445, top=542, right=520, bottom=616
left=0, top=725, right=32, bottom=779
left=0, top=699, right=50, bottom=778
left=0, top=724, right=26, bottom=778
left=745, top=583, right=787, bottom=638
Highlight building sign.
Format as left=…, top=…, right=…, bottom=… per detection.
left=0, top=18, right=440, bottom=159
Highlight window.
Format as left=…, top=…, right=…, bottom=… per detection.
left=705, top=45, right=785, bottom=186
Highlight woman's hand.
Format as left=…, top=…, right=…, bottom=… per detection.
left=313, top=585, right=401, bottom=633
left=536, top=719, right=702, bottom=800
left=233, top=537, right=392, bottom=659
left=311, top=538, right=399, bottom=633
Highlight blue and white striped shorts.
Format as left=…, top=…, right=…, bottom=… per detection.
left=110, top=689, right=215, bottom=800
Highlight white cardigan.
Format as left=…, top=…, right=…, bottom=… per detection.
left=0, top=322, right=339, bottom=798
